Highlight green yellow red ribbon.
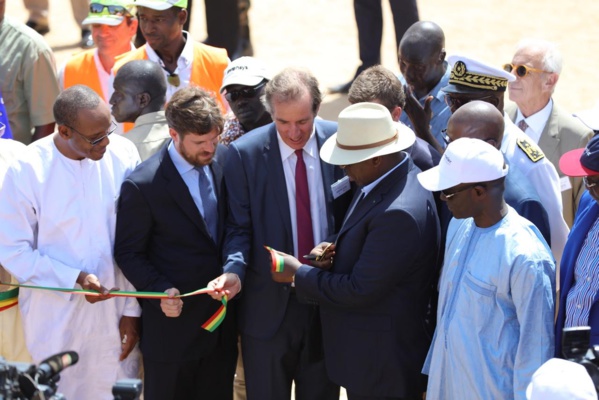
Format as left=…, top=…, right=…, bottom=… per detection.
left=0, top=287, right=18, bottom=312
left=264, top=246, right=284, bottom=272
left=0, top=282, right=226, bottom=332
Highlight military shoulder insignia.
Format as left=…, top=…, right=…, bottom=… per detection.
left=516, top=137, right=545, bottom=163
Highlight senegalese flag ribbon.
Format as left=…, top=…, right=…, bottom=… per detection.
left=0, top=282, right=227, bottom=332
left=264, top=246, right=284, bottom=272
left=0, top=287, right=19, bottom=312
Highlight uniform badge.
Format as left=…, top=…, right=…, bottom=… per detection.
left=516, top=137, right=545, bottom=163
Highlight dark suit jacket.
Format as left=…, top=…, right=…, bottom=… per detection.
left=222, top=120, right=352, bottom=339
left=295, top=157, right=440, bottom=398
left=114, top=143, right=229, bottom=363
left=506, top=102, right=593, bottom=226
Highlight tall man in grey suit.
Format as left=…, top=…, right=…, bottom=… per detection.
left=115, top=86, right=237, bottom=400
left=505, top=39, right=593, bottom=227
left=209, top=68, right=349, bottom=400
left=270, top=102, right=441, bottom=400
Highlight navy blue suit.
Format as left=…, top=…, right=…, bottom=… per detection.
left=295, top=156, right=440, bottom=398
left=115, top=143, right=236, bottom=400
left=223, top=120, right=351, bottom=400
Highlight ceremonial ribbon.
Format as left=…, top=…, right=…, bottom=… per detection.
left=264, top=246, right=284, bottom=272
left=0, top=287, right=18, bottom=312
left=0, top=282, right=227, bottom=332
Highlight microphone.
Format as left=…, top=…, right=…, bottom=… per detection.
left=35, top=351, right=79, bottom=384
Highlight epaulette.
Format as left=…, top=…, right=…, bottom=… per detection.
left=516, top=137, right=545, bottom=163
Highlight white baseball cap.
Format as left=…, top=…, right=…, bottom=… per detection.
left=319, top=102, right=415, bottom=166
left=526, top=358, right=598, bottom=400
left=417, top=137, right=508, bottom=191
left=220, top=57, right=271, bottom=93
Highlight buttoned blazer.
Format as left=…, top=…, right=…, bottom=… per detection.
left=222, top=120, right=352, bottom=339
left=114, top=142, right=229, bottom=362
left=295, top=158, right=440, bottom=397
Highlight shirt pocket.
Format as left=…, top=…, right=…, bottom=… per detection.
left=464, top=271, right=497, bottom=297
left=455, top=271, right=498, bottom=326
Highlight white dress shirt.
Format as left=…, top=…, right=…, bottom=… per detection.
left=515, top=99, right=553, bottom=144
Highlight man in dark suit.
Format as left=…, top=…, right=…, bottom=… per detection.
left=208, top=68, right=350, bottom=400
left=114, top=86, right=237, bottom=400
left=270, top=102, right=441, bottom=400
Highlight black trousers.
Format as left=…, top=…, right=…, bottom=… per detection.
left=353, top=0, right=419, bottom=74
left=241, top=295, right=339, bottom=400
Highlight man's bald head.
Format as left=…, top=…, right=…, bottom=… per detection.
left=117, top=60, right=167, bottom=106
left=398, top=21, right=446, bottom=97
left=446, top=101, right=505, bottom=149
left=400, top=21, right=445, bottom=58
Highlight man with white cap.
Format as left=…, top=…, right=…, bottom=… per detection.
left=113, top=0, right=228, bottom=108
left=442, top=54, right=568, bottom=275
left=270, top=102, right=441, bottom=400
left=59, top=0, right=138, bottom=104
left=419, top=137, right=555, bottom=400
left=219, top=56, right=272, bottom=146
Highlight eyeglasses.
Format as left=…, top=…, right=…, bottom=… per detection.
left=444, top=94, right=496, bottom=110
left=89, top=3, right=131, bottom=16
left=225, top=82, right=266, bottom=103
left=503, top=63, right=550, bottom=78
left=441, top=183, right=484, bottom=199
left=66, top=121, right=117, bottom=146
left=584, top=176, right=599, bottom=189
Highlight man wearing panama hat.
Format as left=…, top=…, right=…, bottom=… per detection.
left=59, top=0, right=138, bottom=104
left=270, top=102, right=441, bottom=399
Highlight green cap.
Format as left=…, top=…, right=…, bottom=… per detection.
left=132, top=0, right=188, bottom=10
left=83, top=0, right=132, bottom=26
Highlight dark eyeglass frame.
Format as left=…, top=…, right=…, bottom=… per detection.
left=89, top=3, right=131, bottom=16
left=225, top=82, right=267, bottom=103
left=503, top=63, right=550, bottom=78
left=441, top=183, right=486, bottom=199
left=444, top=94, right=496, bottom=110
left=584, top=176, right=599, bottom=189
left=66, top=121, right=117, bottom=146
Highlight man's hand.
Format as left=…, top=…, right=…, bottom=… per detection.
left=160, top=288, right=183, bottom=318
left=118, top=316, right=140, bottom=361
left=271, top=250, right=301, bottom=283
left=403, top=85, right=444, bottom=154
left=309, top=242, right=336, bottom=270
left=207, top=273, right=242, bottom=300
left=77, top=271, right=118, bottom=303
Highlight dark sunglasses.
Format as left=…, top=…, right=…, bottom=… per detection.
left=584, top=176, right=598, bottom=189
left=503, top=63, right=550, bottom=78
left=89, top=3, right=131, bottom=16
left=444, top=94, right=496, bottom=110
left=225, top=82, right=266, bottom=103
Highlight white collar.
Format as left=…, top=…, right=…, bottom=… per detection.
left=515, top=99, right=553, bottom=139
left=276, top=125, right=317, bottom=161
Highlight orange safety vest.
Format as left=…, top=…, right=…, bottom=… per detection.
left=63, top=49, right=104, bottom=100
left=114, top=42, right=228, bottom=132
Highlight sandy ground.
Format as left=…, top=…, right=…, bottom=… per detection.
left=5, top=0, right=598, bottom=398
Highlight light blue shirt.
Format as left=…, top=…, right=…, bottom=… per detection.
left=423, top=208, right=555, bottom=400
left=167, top=141, right=216, bottom=217
left=399, top=64, right=451, bottom=148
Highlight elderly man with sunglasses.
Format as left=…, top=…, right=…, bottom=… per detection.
left=219, top=56, right=273, bottom=146
left=504, top=39, right=593, bottom=228
left=419, top=137, right=555, bottom=400
left=0, top=85, right=142, bottom=399
left=59, top=0, right=138, bottom=105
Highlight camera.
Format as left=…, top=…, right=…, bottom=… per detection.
left=562, top=326, right=599, bottom=394
left=0, top=351, right=142, bottom=400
